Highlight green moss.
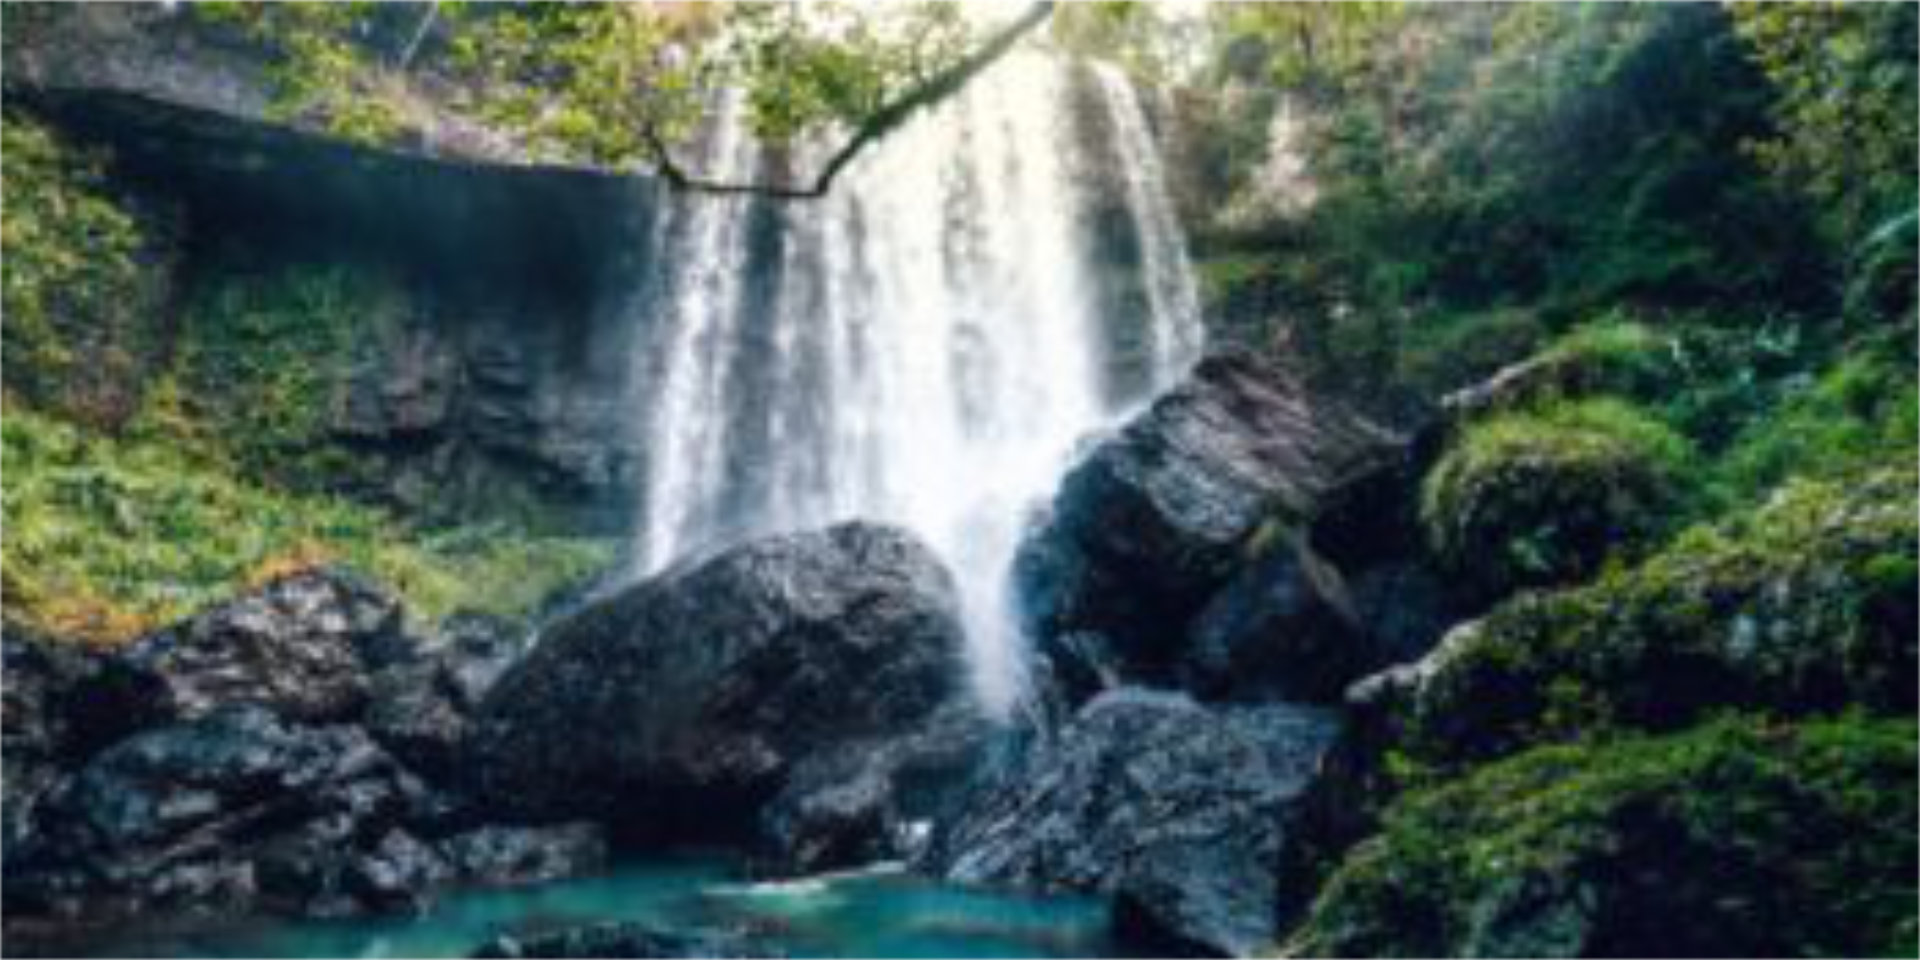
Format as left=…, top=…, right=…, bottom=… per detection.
left=156, top=262, right=401, bottom=492
left=1, top=406, right=615, bottom=646
left=1420, top=398, right=1696, bottom=601
left=1717, top=338, right=1920, bottom=504
left=0, top=111, right=173, bottom=426
left=1389, top=466, right=1917, bottom=770
left=1289, top=715, right=1919, bottom=958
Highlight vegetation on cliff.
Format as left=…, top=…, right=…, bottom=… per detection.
left=2, top=406, right=612, bottom=646
left=1387, top=466, right=1916, bottom=775
left=0, top=114, right=172, bottom=428
left=0, top=114, right=614, bottom=645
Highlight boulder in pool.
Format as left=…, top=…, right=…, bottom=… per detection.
left=465, top=522, right=963, bottom=843
left=921, top=688, right=1341, bottom=957
left=472, top=920, right=784, bottom=958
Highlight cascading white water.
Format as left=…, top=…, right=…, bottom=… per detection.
left=627, top=52, right=1201, bottom=718
left=1092, top=64, right=1206, bottom=386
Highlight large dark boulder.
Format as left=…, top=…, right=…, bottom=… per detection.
left=121, top=567, right=410, bottom=726
left=921, top=688, right=1340, bottom=957
left=466, top=522, right=964, bottom=843
left=5, top=705, right=443, bottom=922
left=1015, top=353, right=1407, bottom=698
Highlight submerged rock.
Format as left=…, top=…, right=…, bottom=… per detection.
left=471, top=920, right=784, bottom=959
left=923, top=688, right=1340, bottom=957
left=121, top=567, right=411, bottom=726
left=439, top=823, right=609, bottom=887
left=1015, top=352, right=1407, bottom=699
left=466, top=522, right=963, bottom=843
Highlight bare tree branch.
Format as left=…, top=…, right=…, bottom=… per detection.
left=649, top=2, right=1054, bottom=200
left=396, top=2, right=440, bottom=71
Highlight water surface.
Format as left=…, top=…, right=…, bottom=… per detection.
left=54, top=857, right=1112, bottom=958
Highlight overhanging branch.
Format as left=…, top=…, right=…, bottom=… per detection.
left=650, top=2, right=1055, bottom=200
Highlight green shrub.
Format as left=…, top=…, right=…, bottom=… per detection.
left=0, top=112, right=173, bottom=426
left=1718, top=338, right=1919, bottom=504
left=1383, top=466, right=1917, bottom=772
left=1289, top=714, right=1919, bottom=958
left=1420, top=398, right=1696, bottom=601
left=1, top=406, right=614, bottom=645
left=159, top=262, right=402, bottom=490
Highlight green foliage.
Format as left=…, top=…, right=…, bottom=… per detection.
left=1290, top=714, right=1919, bottom=958
left=191, top=2, right=992, bottom=170
left=1197, top=4, right=1839, bottom=401
left=1420, top=398, right=1696, bottom=600
left=194, top=2, right=412, bottom=144
left=1731, top=3, right=1918, bottom=249
left=0, top=112, right=170, bottom=426
left=1718, top=333, right=1920, bottom=503
left=1391, top=466, right=1917, bottom=772
left=1, top=406, right=614, bottom=646
left=151, top=262, right=394, bottom=490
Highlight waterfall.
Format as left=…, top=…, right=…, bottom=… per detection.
left=626, top=52, right=1202, bottom=718
left=1092, top=64, right=1205, bottom=387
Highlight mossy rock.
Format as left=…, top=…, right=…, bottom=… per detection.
left=1378, top=465, right=1917, bottom=771
left=1420, top=398, right=1694, bottom=602
left=1287, top=714, right=1919, bottom=958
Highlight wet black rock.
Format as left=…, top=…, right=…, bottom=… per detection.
left=121, top=567, right=411, bottom=726
left=2, top=626, right=168, bottom=867
left=364, top=661, right=470, bottom=786
left=471, top=920, right=784, bottom=959
left=922, top=688, right=1341, bottom=957
left=6, top=705, right=440, bottom=922
left=1033, top=631, right=1126, bottom=713
left=752, top=704, right=996, bottom=877
left=466, top=522, right=963, bottom=843
left=1178, top=537, right=1369, bottom=703
left=362, top=614, right=528, bottom=785
left=439, top=823, right=609, bottom=887
left=433, top=612, right=527, bottom=710
left=1015, top=353, right=1406, bottom=698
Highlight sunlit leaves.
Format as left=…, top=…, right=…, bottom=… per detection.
left=189, top=2, right=992, bottom=170
left=1730, top=3, right=1918, bottom=245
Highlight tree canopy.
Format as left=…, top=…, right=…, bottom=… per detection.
left=197, top=1, right=1054, bottom=197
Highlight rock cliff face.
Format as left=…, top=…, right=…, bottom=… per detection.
left=6, top=4, right=660, bottom=531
